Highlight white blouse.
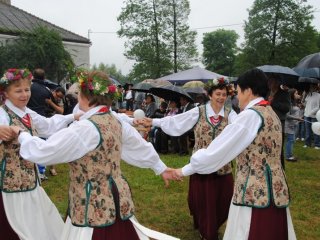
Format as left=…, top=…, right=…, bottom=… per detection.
left=152, top=103, right=238, bottom=137
left=0, top=99, right=76, bottom=240
left=18, top=105, right=167, bottom=175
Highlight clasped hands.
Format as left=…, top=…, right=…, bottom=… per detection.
left=161, top=168, right=184, bottom=187
left=0, top=125, right=18, bottom=142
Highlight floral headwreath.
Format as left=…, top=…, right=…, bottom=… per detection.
left=76, top=70, right=117, bottom=98
left=0, top=68, right=33, bottom=88
left=205, top=77, right=229, bottom=89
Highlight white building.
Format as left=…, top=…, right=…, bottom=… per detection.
left=0, top=0, right=91, bottom=70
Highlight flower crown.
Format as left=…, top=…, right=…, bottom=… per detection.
left=0, top=68, right=33, bottom=87
left=76, top=70, right=117, bottom=98
left=205, top=77, right=229, bottom=90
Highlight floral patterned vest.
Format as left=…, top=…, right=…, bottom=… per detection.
left=68, top=112, right=134, bottom=227
left=193, top=105, right=232, bottom=175
left=0, top=106, right=39, bottom=193
left=232, top=105, right=290, bottom=208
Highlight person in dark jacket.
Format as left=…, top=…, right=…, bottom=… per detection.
left=268, top=77, right=290, bottom=169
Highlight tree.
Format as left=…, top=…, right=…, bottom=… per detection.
left=236, top=0, right=318, bottom=74
left=162, top=0, right=198, bottom=72
left=118, top=0, right=197, bottom=81
left=91, top=63, right=127, bottom=84
left=202, top=29, right=239, bottom=76
left=0, top=26, right=74, bottom=81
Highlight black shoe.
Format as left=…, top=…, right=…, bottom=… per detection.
left=179, top=151, right=189, bottom=156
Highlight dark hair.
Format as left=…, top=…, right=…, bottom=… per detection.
left=54, top=86, right=66, bottom=95
left=205, top=85, right=230, bottom=96
left=33, top=68, right=45, bottom=80
left=237, top=68, right=268, bottom=98
left=160, top=101, right=168, bottom=109
left=145, top=94, right=155, bottom=102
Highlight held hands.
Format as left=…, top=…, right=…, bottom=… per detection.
left=0, top=125, right=16, bottom=141
left=161, top=168, right=184, bottom=187
left=137, top=117, right=153, bottom=127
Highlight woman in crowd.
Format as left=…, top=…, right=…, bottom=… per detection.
left=142, top=77, right=237, bottom=240
left=172, top=68, right=296, bottom=240
left=0, top=68, right=80, bottom=240
left=13, top=70, right=176, bottom=240
left=285, top=89, right=303, bottom=161
left=303, top=83, right=320, bottom=149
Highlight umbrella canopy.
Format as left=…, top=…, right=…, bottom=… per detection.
left=293, top=67, right=320, bottom=79
left=185, top=87, right=206, bottom=95
left=182, top=80, right=205, bottom=89
left=43, top=79, right=60, bottom=90
left=149, top=85, right=193, bottom=102
left=157, top=66, right=226, bottom=85
left=296, top=52, right=320, bottom=68
left=298, top=77, right=320, bottom=84
left=132, top=82, right=154, bottom=92
left=257, top=65, right=300, bottom=86
left=142, top=78, right=172, bottom=87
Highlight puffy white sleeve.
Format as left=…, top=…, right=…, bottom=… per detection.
left=228, top=109, right=238, bottom=124
left=182, top=109, right=262, bottom=176
left=120, top=121, right=167, bottom=175
left=18, top=120, right=100, bottom=165
left=29, top=111, right=75, bottom=138
left=152, top=107, right=199, bottom=136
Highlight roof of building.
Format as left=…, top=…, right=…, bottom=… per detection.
left=0, top=2, right=91, bottom=44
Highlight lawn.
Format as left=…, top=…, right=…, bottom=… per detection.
left=43, top=140, right=320, bottom=240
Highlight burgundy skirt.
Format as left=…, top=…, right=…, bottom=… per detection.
left=188, top=173, right=234, bottom=240
left=90, top=182, right=139, bottom=240
left=248, top=204, right=288, bottom=240
left=0, top=193, right=20, bottom=240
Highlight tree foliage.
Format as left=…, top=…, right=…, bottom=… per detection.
left=202, top=29, right=239, bottom=76
left=0, top=26, right=74, bottom=81
left=235, top=0, right=319, bottom=74
left=118, top=0, right=197, bottom=81
left=91, top=63, right=127, bottom=84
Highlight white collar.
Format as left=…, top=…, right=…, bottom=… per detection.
left=206, top=102, right=225, bottom=118
left=5, top=100, right=32, bottom=118
left=79, top=105, right=107, bottom=120
left=244, top=97, right=265, bottom=110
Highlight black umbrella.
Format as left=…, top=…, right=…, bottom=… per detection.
left=293, top=67, right=320, bottom=79
left=257, top=65, right=299, bottom=86
left=132, top=82, right=154, bottom=93
left=43, top=79, right=60, bottom=90
left=296, top=52, right=320, bottom=68
left=149, top=85, right=193, bottom=102
left=298, top=77, right=320, bottom=84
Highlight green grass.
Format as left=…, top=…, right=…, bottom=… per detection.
left=43, top=140, right=320, bottom=240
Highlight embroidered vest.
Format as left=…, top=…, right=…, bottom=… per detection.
left=0, top=106, right=39, bottom=193
left=232, top=105, right=290, bottom=208
left=68, top=112, right=134, bottom=227
left=193, top=105, right=232, bottom=175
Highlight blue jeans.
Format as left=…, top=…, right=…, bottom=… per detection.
left=304, top=117, right=320, bottom=147
left=285, top=133, right=295, bottom=158
left=295, top=121, right=305, bottom=139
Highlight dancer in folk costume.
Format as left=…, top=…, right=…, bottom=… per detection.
left=171, top=68, right=296, bottom=240
left=0, top=68, right=81, bottom=240
left=141, top=77, right=237, bottom=240
left=13, top=70, right=178, bottom=240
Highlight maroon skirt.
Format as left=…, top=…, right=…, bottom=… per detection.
left=248, top=204, right=288, bottom=240
left=188, top=173, right=234, bottom=240
left=90, top=181, right=139, bottom=240
left=0, top=193, right=20, bottom=240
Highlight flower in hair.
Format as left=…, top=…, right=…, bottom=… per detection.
left=0, top=68, right=33, bottom=87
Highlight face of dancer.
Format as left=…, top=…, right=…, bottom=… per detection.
left=209, top=88, right=227, bottom=111
left=4, top=78, right=31, bottom=110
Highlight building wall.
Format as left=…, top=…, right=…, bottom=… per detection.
left=63, top=41, right=90, bottom=69
left=0, top=34, right=90, bottom=69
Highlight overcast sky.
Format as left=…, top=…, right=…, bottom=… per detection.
left=12, top=0, right=320, bottom=75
